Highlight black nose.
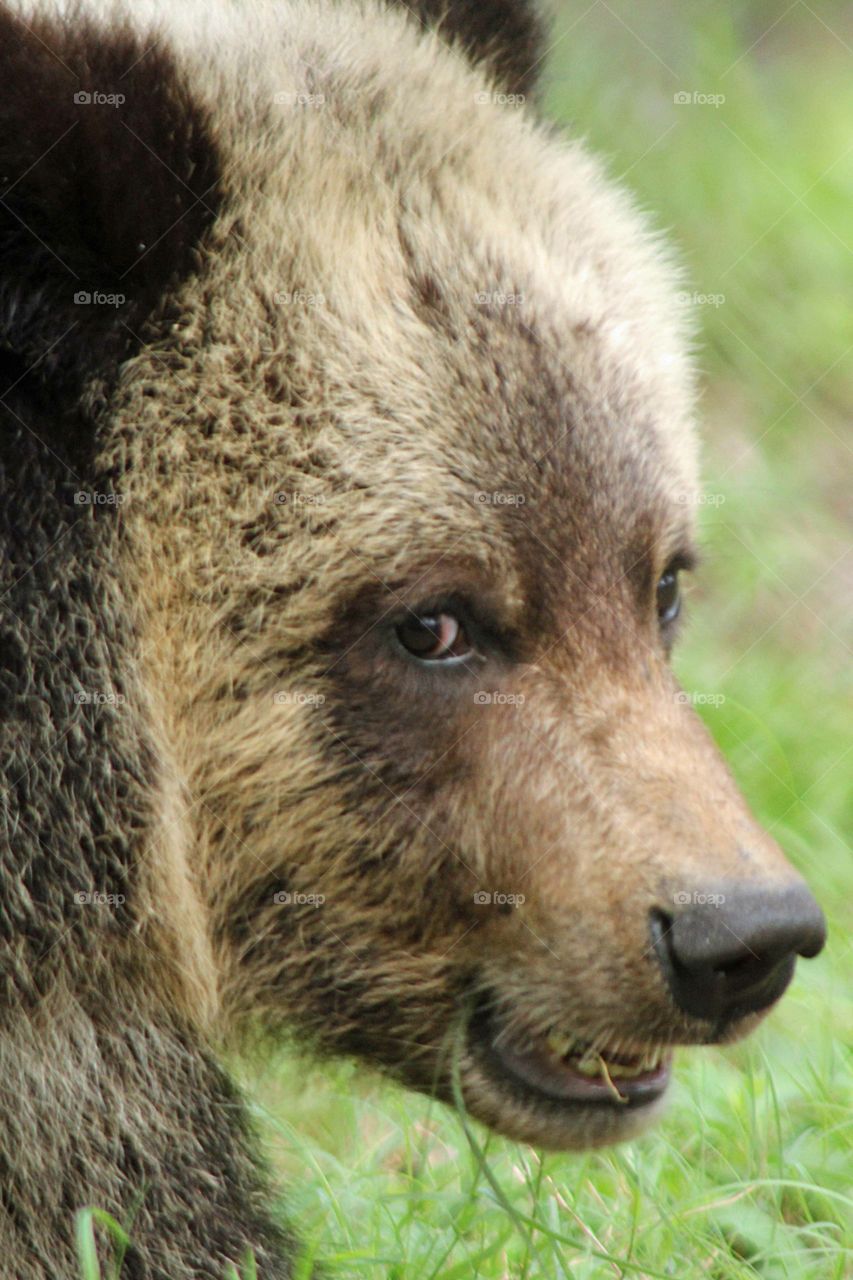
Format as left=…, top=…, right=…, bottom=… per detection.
left=651, top=883, right=826, bottom=1024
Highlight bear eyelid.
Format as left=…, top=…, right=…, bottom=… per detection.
left=662, top=547, right=699, bottom=577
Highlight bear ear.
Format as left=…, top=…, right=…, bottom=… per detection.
left=397, top=0, right=546, bottom=98
left=0, top=4, right=222, bottom=454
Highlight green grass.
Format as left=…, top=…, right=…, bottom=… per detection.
left=79, top=4, right=853, bottom=1277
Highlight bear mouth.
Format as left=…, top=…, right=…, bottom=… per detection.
left=468, top=1003, right=672, bottom=1109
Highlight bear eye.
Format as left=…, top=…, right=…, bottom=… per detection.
left=656, top=569, right=681, bottom=625
left=396, top=612, right=472, bottom=662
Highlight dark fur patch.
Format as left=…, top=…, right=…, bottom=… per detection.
left=0, top=21, right=289, bottom=1272
left=0, top=445, right=146, bottom=999
left=393, top=0, right=545, bottom=97
left=0, top=0, right=225, bottom=980
left=0, top=3, right=224, bottom=466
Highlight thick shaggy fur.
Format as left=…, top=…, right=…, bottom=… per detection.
left=0, top=1, right=821, bottom=1276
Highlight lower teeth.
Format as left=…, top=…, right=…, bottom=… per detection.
left=546, top=1032, right=575, bottom=1057
left=546, top=1032, right=661, bottom=1081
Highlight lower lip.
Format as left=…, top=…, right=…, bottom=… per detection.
left=476, top=1022, right=672, bottom=1107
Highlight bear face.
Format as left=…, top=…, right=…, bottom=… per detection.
left=0, top=4, right=825, bottom=1269
left=79, top=2, right=821, bottom=1152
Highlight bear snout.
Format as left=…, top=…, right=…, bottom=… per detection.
left=650, top=881, right=826, bottom=1028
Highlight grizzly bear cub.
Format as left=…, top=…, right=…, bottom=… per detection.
left=0, top=0, right=824, bottom=1275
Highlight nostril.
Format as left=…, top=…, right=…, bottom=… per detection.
left=649, top=908, right=674, bottom=961
left=650, top=883, right=826, bottom=1025
left=650, top=905, right=795, bottom=1023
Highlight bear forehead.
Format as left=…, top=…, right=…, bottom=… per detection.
left=125, top=0, right=697, bottom=472
left=34, top=0, right=699, bottom=609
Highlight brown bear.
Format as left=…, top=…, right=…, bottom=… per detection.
left=0, top=0, right=825, bottom=1276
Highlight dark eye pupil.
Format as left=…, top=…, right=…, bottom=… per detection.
left=398, top=615, right=443, bottom=655
left=396, top=613, right=468, bottom=660
left=656, top=571, right=680, bottom=624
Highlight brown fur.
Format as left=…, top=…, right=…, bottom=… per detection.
left=0, top=1, right=822, bottom=1275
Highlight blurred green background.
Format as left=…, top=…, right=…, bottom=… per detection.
left=236, top=5, right=852, bottom=1278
